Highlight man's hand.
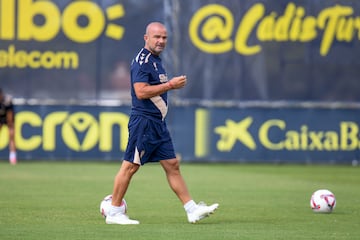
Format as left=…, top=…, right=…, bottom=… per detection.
left=168, top=75, right=187, bottom=89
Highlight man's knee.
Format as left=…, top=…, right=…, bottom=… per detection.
left=161, top=158, right=180, bottom=172
left=121, top=160, right=140, bottom=175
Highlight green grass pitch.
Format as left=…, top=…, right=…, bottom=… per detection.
left=0, top=161, right=359, bottom=240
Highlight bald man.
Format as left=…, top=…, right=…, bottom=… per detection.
left=105, top=22, right=218, bottom=225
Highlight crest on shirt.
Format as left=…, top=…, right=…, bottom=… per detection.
left=159, top=74, right=168, bottom=83
left=153, top=62, right=158, bottom=71
left=139, top=53, right=146, bottom=65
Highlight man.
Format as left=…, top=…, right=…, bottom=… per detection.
left=0, top=88, right=17, bottom=165
left=106, top=22, right=219, bottom=225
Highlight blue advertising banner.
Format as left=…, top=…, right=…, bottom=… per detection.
left=175, top=0, right=360, bottom=101
left=177, top=106, right=360, bottom=163
left=0, top=1, right=359, bottom=163
left=1, top=104, right=359, bottom=164
left=1, top=0, right=360, bottom=102
left=0, top=104, right=131, bottom=161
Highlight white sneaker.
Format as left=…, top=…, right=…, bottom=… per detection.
left=187, top=202, right=219, bottom=223
left=106, top=213, right=140, bottom=225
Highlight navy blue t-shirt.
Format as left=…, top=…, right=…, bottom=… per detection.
left=130, top=48, right=169, bottom=121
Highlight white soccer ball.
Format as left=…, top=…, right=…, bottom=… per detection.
left=310, top=189, right=336, bottom=213
left=100, top=194, right=127, bottom=218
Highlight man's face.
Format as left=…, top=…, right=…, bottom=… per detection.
left=144, top=25, right=167, bottom=55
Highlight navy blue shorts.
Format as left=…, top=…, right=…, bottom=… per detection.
left=124, top=115, right=176, bottom=165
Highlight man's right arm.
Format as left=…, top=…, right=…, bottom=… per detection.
left=134, top=75, right=187, bottom=100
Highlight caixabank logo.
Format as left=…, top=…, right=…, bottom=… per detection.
left=214, top=117, right=360, bottom=152
left=0, top=0, right=125, bottom=69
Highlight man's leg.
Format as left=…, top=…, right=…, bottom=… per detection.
left=160, top=158, right=219, bottom=223
left=160, top=158, right=192, bottom=204
left=8, top=126, right=16, bottom=164
left=7, top=112, right=16, bottom=164
left=111, top=160, right=140, bottom=206
left=106, top=160, right=140, bottom=225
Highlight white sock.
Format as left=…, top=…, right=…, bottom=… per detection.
left=9, top=151, right=16, bottom=159
left=109, top=204, right=124, bottom=216
left=184, top=200, right=197, bottom=213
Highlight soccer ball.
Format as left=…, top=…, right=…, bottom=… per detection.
left=100, top=194, right=127, bottom=218
left=310, top=189, right=336, bottom=213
